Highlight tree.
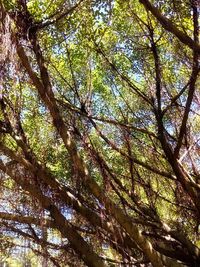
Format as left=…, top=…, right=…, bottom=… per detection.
left=0, top=0, right=199, bottom=266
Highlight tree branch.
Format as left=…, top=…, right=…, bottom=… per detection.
left=139, top=0, right=200, bottom=53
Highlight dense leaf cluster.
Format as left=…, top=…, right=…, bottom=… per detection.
left=0, top=0, right=199, bottom=266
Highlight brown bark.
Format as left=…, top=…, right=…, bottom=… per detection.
left=0, top=160, right=107, bottom=267
left=15, top=28, right=166, bottom=267
left=139, top=0, right=200, bottom=53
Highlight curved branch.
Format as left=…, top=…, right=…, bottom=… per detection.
left=139, top=0, right=200, bottom=53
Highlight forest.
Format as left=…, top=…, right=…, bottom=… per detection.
left=0, top=0, right=200, bottom=266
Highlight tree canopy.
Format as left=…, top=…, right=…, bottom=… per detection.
left=0, top=0, right=199, bottom=266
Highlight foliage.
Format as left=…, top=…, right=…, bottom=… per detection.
left=0, top=0, right=199, bottom=266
